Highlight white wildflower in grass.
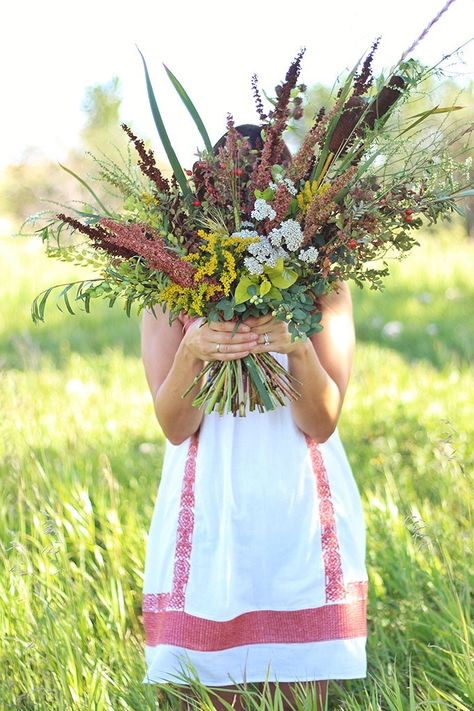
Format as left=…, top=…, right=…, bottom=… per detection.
left=244, top=256, right=264, bottom=275
left=426, top=323, right=439, bottom=336
left=240, top=220, right=255, bottom=229
left=382, top=321, right=403, bottom=339
left=251, top=198, right=276, bottom=221
left=298, top=246, right=319, bottom=263
left=279, top=219, right=304, bottom=251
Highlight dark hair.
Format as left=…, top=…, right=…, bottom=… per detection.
left=212, top=123, right=292, bottom=167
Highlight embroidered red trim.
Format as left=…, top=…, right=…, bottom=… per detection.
left=305, top=435, right=346, bottom=602
left=142, top=597, right=367, bottom=649
left=159, top=431, right=200, bottom=611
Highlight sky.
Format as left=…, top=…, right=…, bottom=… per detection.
left=1, top=0, right=473, bottom=173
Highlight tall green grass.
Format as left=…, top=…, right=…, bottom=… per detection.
left=1, top=224, right=473, bottom=710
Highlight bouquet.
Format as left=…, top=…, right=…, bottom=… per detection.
left=27, top=0, right=474, bottom=416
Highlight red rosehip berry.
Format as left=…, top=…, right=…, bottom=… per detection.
left=192, top=199, right=201, bottom=207
left=185, top=169, right=193, bottom=176
left=233, top=167, right=244, bottom=176
left=348, top=239, right=357, bottom=249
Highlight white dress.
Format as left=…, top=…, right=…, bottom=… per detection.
left=141, top=349, right=368, bottom=687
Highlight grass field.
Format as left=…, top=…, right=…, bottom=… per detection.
left=0, top=223, right=473, bottom=710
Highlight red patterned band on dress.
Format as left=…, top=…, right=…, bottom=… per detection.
left=142, top=596, right=368, bottom=649
left=168, top=430, right=199, bottom=610
left=305, top=434, right=346, bottom=602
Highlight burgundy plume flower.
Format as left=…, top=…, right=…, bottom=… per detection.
left=56, top=213, right=136, bottom=259
left=289, top=107, right=329, bottom=184
left=97, top=219, right=201, bottom=288
left=121, top=123, right=170, bottom=194
left=353, top=38, right=381, bottom=97
left=251, top=73, right=268, bottom=122
left=250, top=48, right=306, bottom=193
left=264, top=183, right=294, bottom=232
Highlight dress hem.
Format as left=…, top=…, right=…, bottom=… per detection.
left=141, top=669, right=367, bottom=686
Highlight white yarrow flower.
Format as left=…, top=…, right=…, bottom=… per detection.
left=244, top=257, right=264, bottom=275
left=298, top=246, right=319, bottom=263
left=251, top=198, right=276, bottom=221
left=279, top=219, right=304, bottom=251
left=231, top=229, right=259, bottom=239
left=268, top=228, right=283, bottom=247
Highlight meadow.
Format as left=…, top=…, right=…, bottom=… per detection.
left=0, top=222, right=473, bottom=710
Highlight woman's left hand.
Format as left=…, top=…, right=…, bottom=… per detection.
left=242, top=313, right=306, bottom=355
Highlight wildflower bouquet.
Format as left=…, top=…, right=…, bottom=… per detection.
left=28, top=1, right=473, bottom=416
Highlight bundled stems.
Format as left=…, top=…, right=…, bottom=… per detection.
left=181, top=353, right=302, bottom=416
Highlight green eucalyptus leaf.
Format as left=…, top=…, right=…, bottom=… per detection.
left=267, top=286, right=282, bottom=301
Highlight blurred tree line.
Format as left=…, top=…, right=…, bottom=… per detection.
left=1, top=73, right=473, bottom=235
left=0, top=78, right=168, bottom=232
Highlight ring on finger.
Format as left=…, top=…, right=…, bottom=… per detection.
left=215, top=342, right=221, bottom=353
left=263, top=332, right=270, bottom=346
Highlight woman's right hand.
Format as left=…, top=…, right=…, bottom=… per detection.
left=182, top=318, right=259, bottom=362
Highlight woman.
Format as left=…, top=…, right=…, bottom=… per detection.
left=140, top=127, right=368, bottom=710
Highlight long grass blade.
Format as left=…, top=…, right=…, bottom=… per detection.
left=58, top=163, right=113, bottom=216
left=136, top=47, right=192, bottom=200
left=163, top=64, right=213, bottom=153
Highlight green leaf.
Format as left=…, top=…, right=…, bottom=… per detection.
left=271, top=164, right=285, bottom=181
left=266, top=264, right=298, bottom=289
left=125, top=295, right=134, bottom=317
left=452, top=189, right=474, bottom=199
left=56, top=283, right=76, bottom=315
left=163, top=64, right=213, bottom=153
left=255, top=188, right=274, bottom=201
left=243, top=355, right=274, bottom=411
left=264, top=257, right=284, bottom=277
left=267, top=286, right=282, bottom=301
left=409, top=105, right=464, bottom=119
left=235, top=276, right=254, bottom=304
left=259, top=279, right=271, bottom=296
left=31, top=286, right=54, bottom=323
left=397, top=106, right=464, bottom=139
left=137, top=47, right=192, bottom=200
